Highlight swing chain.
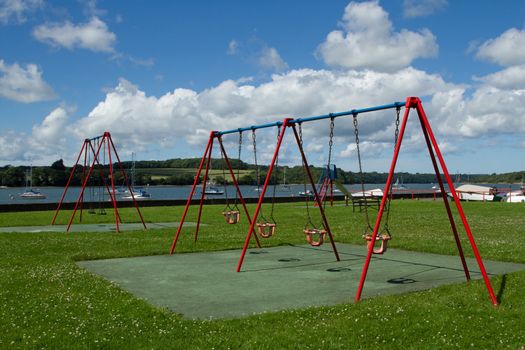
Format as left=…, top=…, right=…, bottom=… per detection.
left=383, top=107, right=401, bottom=234
left=220, top=138, right=231, bottom=209
left=252, top=130, right=259, bottom=190
left=394, top=106, right=401, bottom=148
left=269, top=126, right=280, bottom=223
left=327, top=116, right=335, bottom=168
left=353, top=114, right=372, bottom=232
left=299, top=122, right=317, bottom=229
left=234, top=132, right=243, bottom=205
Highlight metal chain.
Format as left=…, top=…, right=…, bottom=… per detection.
left=252, top=130, right=260, bottom=189
left=269, top=126, right=280, bottom=224
left=220, top=138, right=231, bottom=210
left=327, top=116, right=334, bottom=167
left=383, top=106, right=401, bottom=235
left=252, top=129, right=267, bottom=222
left=394, top=107, right=400, bottom=147
left=323, top=117, right=335, bottom=213
left=233, top=132, right=243, bottom=208
left=353, top=114, right=372, bottom=231
left=300, top=123, right=316, bottom=229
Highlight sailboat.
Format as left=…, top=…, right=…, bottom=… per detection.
left=280, top=167, right=291, bottom=191
left=121, top=153, right=151, bottom=200
left=20, top=164, right=46, bottom=199
left=392, top=177, right=407, bottom=190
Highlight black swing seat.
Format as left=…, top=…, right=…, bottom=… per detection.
left=303, top=228, right=327, bottom=247
left=363, top=233, right=391, bottom=255
left=222, top=210, right=240, bottom=224
left=256, top=222, right=276, bottom=238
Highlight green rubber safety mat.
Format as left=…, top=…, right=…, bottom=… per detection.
left=77, top=244, right=525, bottom=320
left=0, top=222, right=197, bottom=233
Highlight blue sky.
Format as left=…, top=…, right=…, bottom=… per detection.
left=0, top=0, right=524, bottom=174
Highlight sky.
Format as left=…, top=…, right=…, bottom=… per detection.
left=0, top=0, right=525, bottom=174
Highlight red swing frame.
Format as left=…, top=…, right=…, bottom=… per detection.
left=51, top=131, right=147, bottom=233
left=170, top=97, right=498, bottom=306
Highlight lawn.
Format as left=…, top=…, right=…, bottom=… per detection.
left=0, top=200, right=524, bottom=349
left=136, top=167, right=253, bottom=181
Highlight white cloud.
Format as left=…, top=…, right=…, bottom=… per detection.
left=0, top=130, right=27, bottom=161
left=403, top=0, right=447, bottom=18
left=0, top=0, right=41, bottom=25
left=68, top=67, right=454, bottom=167
left=474, top=65, right=525, bottom=90
left=0, top=106, right=70, bottom=163
left=33, top=17, right=117, bottom=53
left=258, top=47, right=288, bottom=72
left=430, top=87, right=525, bottom=138
left=29, top=106, right=70, bottom=152
left=317, top=0, right=438, bottom=72
left=0, top=59, right=56, bottom=102
left=476, top=27, right=525, bottom=66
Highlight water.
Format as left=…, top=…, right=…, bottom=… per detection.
left=0, top=183, right=520, bottom=204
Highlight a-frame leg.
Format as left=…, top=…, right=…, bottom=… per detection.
left=52, top=140, right=87, bottom=225
left=194, top=135, right=214, bottom=242
left=417, top=108, right=471, bottom=281
left=413, top=98, right=497, bottom=305
left=355, top=99, right=411, bottom=302
left=236, top=121, right=289, bottom=272
left=107, top=133, right=147, bottom=230
left=217, top=136, right=262, bottom=248
left=170, top=134, right=213, bottom=254
left=67, top=137, right=106, bottom=232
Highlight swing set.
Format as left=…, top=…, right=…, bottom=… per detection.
left=170, top=97, right=498, bottom=305
left=51, top=131, right=147, bottom=233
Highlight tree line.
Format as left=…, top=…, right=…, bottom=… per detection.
left=1, top=158, right=523, bottom=187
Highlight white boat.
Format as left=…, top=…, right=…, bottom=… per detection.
left=298, top=190, right=313, bottom=197
left=504, top=190, right=525, bottom=203
left=20, top=188, right=46, bottom=199
left=122, top=188, right=151, bottom=200
left=202, top=186, right=224, bottom=195
left=19, top=165, right=46, bottom=199
left=351, top=188, right=384, bottom=198
left=448, top=184, right=501, bottom=202
left=392, top=177, right=407, bottom=190
left=121, top=152, right=151, bottom=199
left=504, top=179, right=525, bottom=202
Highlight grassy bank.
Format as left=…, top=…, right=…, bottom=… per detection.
left=0, top=201, right=524, bottom=349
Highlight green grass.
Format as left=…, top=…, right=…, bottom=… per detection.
left=1, top=200, right=524, bottom=349
left=136, top=167, right=253, bottom=181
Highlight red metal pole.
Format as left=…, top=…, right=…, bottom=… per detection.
left=106, top=135, right=120, bottom=233
left=414, top=98, right=498, bottom=305
left=194, top=133, right=214, bottom=242
left=236, top=121, right=289, bottom=272
left=355, top=100, right=411, bottom=303
left=290, top=124, right=340, bottom=261
left=217, top=136, right=261, bottom=248
left=169, top=134, right=213, bottom=254
left=66, top=136, right=105, bottom=232
left=51, top=140, right=87, bottom=225
left=417, top=110, right=471, bottom=281
left=107, top=133, right=147, bottom=229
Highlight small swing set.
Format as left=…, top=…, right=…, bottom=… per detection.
left=170, top=97, right=498, bottom=306
left=51, top=131, right=147, bottom=233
